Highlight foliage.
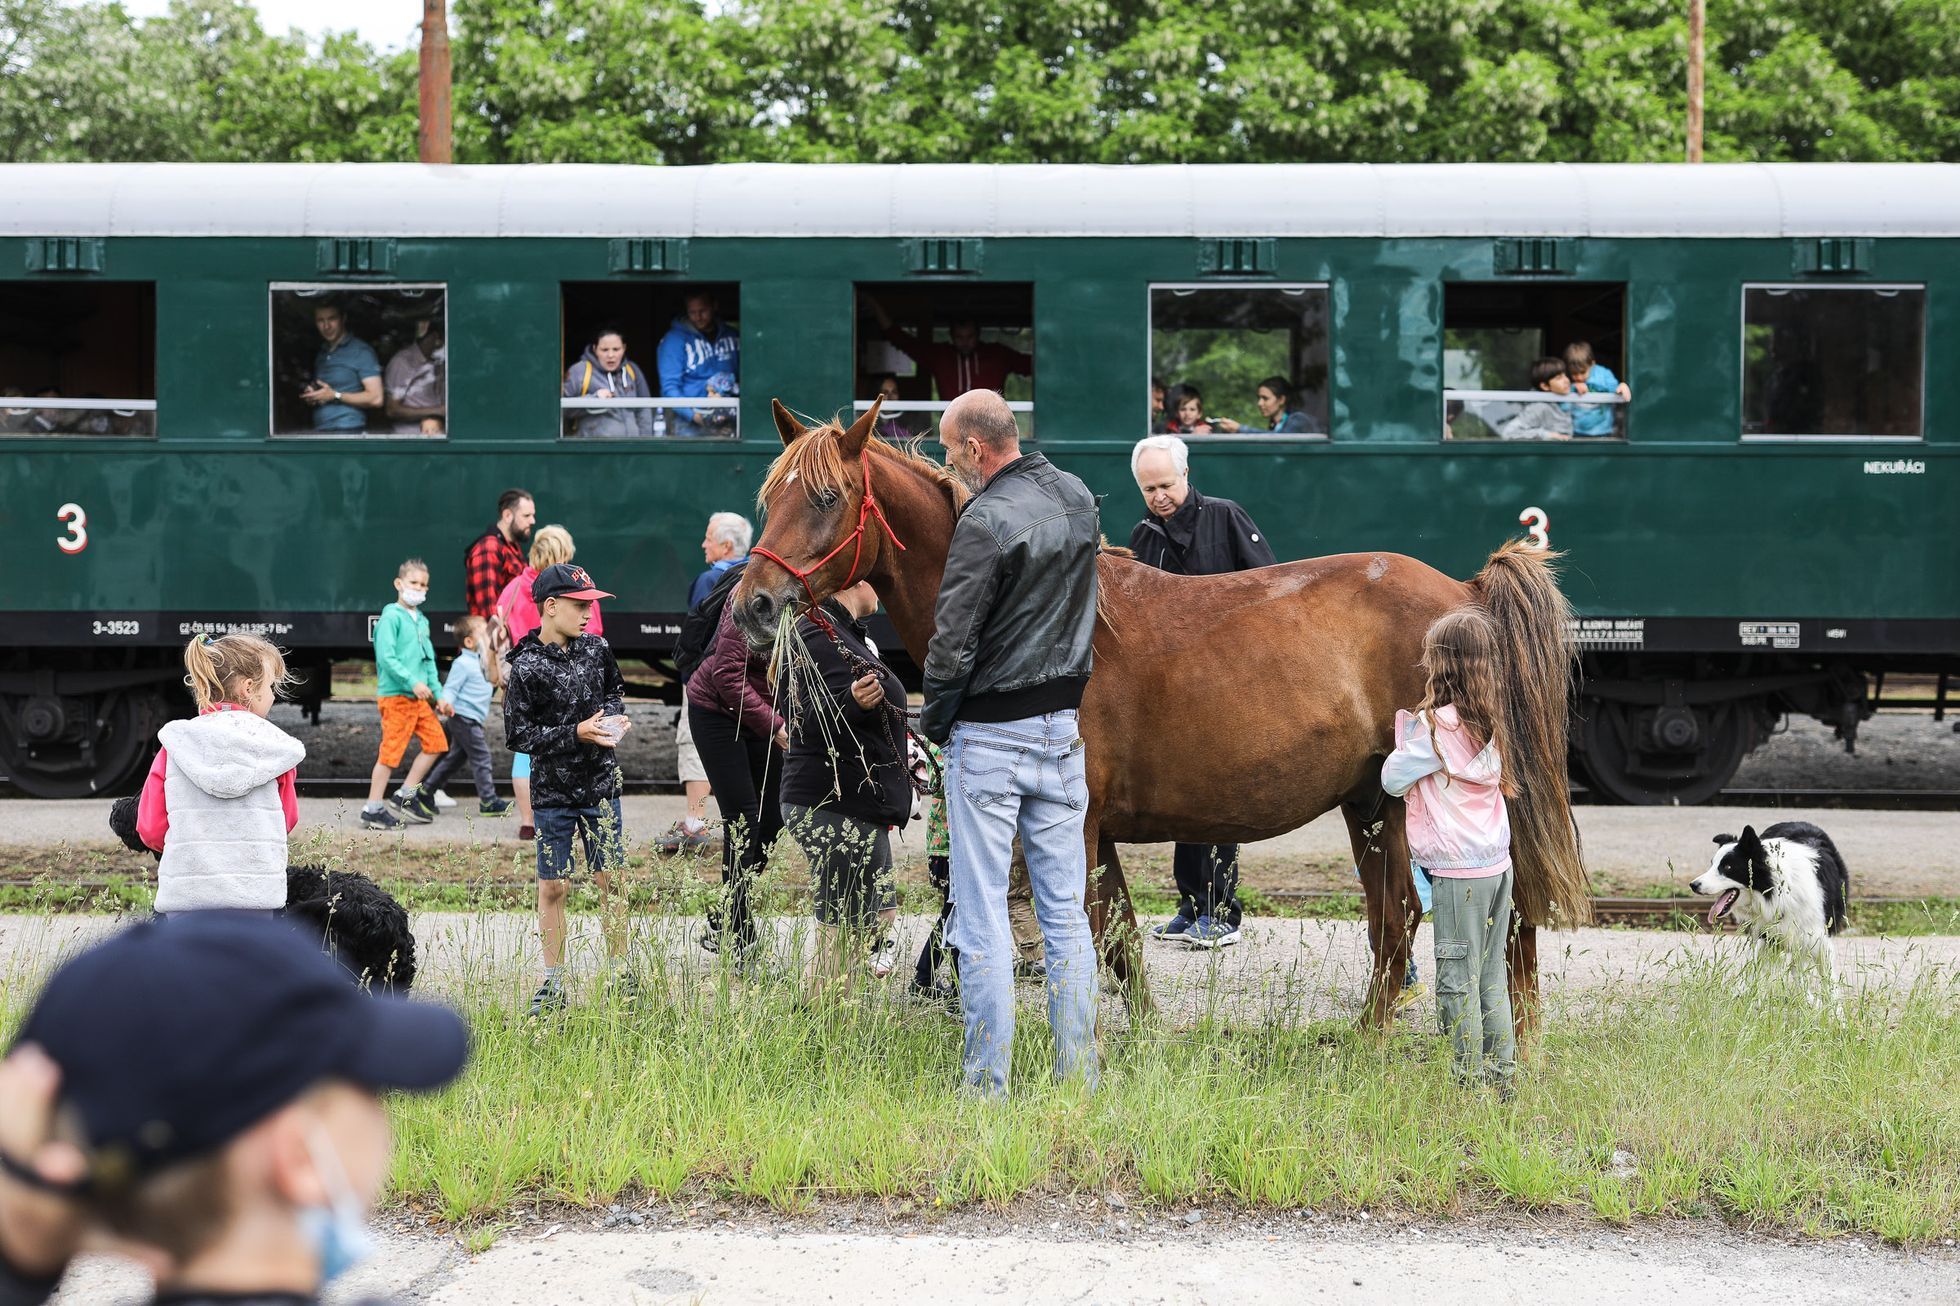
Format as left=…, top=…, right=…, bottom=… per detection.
left=5, top=0, right=1960, bottom=164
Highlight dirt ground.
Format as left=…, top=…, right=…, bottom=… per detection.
left=46, top=1207, right=1960, bottom=1305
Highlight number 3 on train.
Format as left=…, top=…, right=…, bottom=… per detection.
left=57, top=503, right=88, bottom=555
left=1518, top=505, right=1549, bottom=551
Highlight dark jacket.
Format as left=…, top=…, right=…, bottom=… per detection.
left=782, top=603, right=911, bottom=825
left=503, top=632, right=626, bottom=809
left=685, top=603, right=784, bottom=741
left=1128, top=487, right=1276, bottom=577
left=920, top=453, right=1100, bottom=743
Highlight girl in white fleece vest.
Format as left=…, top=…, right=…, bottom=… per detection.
left=136, top=633, right=307, bottom=912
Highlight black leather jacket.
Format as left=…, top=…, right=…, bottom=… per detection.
left=921, top=453, right=1100, bottom=743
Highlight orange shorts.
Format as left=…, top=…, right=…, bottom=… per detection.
left=377, top=695, right=448, bottom=768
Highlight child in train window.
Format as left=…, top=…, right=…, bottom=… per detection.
left=1563, top=341, right=1630, bottom=437
left=1499, top=359, right=1573, bottom=440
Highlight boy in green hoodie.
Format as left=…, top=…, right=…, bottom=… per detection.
left=361, top=559, right=448, bottom=831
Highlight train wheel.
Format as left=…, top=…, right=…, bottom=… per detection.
left=0, top=688, right=164, bottom=798
left=1576, top=697, right=1758, bottom=806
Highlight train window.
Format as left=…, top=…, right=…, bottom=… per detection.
left=1148, top=285, right=1328, bottom=437
left=560, top=282, right=740, bottom=438
left=269, top=285, right=446, bottom=437
left=1443, top=283, right=1627, bottom=440
left=0, top=282, right=155, bottom=437
left=853, top=283, right=1034, bottom=438
left=1742, top=284, right=1924, bottom=440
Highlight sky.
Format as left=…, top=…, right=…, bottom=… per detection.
left=119, top=0, right=426, bottom=51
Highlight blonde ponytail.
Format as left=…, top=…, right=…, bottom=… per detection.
left=182, top=632, right=292, bottom=709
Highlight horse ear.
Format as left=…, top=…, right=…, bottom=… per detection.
left=772, top=398, right=809, bottom=447
left=838, top=396, right=881, bottom=457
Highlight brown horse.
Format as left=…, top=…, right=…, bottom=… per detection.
left=735, top=399, right=1589, bottom=1029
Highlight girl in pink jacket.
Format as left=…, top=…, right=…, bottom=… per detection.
left=1381, top=608, right=1518, bottom=1093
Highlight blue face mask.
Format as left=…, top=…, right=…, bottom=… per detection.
left=298, top=1128, right=377, bottom=1287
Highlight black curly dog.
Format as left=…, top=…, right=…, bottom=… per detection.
left=108, top=796, right=417, bottom=992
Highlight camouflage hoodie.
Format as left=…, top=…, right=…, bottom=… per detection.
left=504, top=631, right=626, bottom=809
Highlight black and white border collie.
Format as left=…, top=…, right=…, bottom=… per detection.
left=1690, top=822, right=1849, bottom=1004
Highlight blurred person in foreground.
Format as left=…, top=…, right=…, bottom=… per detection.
left=0, top=912, right=469, bottom=1306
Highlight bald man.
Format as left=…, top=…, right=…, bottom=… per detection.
left=922, top=390, right=1101, bottom=1096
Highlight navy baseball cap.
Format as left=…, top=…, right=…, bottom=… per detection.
left=532, top=562, right=614, bottom=604
left=12, top=913, right=468, bottom=1188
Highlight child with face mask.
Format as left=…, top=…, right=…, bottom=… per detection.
left=0, top=911, right=470, bottom=1305
left=361, top=558, right=449, bottom=831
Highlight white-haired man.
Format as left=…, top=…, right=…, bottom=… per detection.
left=1128, top=434, right=1276, bottom=949
left=659, top=511, right=753, bottom=854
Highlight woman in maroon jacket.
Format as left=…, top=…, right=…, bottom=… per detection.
left=685, top=603, right=788, bottom=957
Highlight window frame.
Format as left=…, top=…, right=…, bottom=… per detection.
left=0, top=279, right=158, bottom=440
left=1146, top=281, right=1332, bottom=441
left=267, top=281, right=449, bottom=440
left=1738, top=281, right=1927, bottom=444
left=1440, top=280, right=1630, bottom=444
left=556, top=280, right=744, bottom=441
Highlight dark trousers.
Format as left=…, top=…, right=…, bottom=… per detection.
left=914, top=853, right=958, bottom=989
left=688, top=703, right=783, bottom=945
left=1173, top=843, right=1241, bottom=926
left=425, top=714, right=496, bottom=803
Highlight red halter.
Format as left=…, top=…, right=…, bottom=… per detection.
left=750, top=455, right=907, bottom=628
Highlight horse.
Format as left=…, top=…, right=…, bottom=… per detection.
left=734, top=398, right=1589, bottom=1031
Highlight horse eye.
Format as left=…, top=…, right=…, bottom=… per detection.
left=813, top=490, right=840, bottom=512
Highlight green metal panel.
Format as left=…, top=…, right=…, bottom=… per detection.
left=2, top=228, right=1956, bottom=639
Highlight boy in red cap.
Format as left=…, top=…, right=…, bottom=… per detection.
left=503, top=562, right=634, bottom=1017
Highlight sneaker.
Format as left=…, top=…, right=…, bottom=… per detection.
left=607, top=970, right=642, bottom=1005
left=478, top=797, right=514, bottom=817
left=400, top=789, right=437, bottom=824
left=526, top=977, right=568, bottom=1018
left=431, top=788, right=458, bottom=811
left=517, top=823, right=536, bottom=841
left=656, top=820, right=716, bottom=855
left=1183, top=915, right=1242, bottom=950
left=1149, top=914, right=1196, bottom=941
left=1013, top=956, right=1048, bottom=983
left=868, top=934, right=900, bottom=979
left=360, top=805, right=405, bottom=832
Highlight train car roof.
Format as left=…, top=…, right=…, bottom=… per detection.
left=5, top=162, right=1960, bottom=239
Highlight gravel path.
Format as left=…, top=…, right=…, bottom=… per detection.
left=5, top=910, right=1954, bottom=1031
left=265, top=701, right=1960, bottom=794
left=48, top=1213, right=1960, bottom=1304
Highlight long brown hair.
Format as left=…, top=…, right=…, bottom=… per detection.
left=1416, top=607, right=1516, bottom=796
left=182, top=633, right=289, bottom=710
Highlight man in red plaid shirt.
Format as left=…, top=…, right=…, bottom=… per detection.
left=464, top=488, right=536, bottom=618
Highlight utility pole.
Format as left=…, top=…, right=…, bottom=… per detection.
left=1687, top=0, right=1705, bottom=162
left=418, top=0, right=452, bottom=164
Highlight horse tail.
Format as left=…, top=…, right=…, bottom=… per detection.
left=1470, top=542, right=1591, bottom=928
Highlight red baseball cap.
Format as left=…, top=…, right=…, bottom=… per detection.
left=532, top=563, right=615, bottom=603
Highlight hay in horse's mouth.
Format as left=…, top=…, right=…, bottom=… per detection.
left=1708, top=888, right=1740, bottom=925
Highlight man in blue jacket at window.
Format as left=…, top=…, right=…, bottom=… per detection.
left=657, top=291, right=740, bottom=437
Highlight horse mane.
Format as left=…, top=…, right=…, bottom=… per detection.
left=756, top=419, right=969, bottom=513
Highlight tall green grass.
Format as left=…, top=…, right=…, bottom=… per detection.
left=378, top=922, right=1960, bottom=1244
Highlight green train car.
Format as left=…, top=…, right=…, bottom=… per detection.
left=2, top=163, right=1955, bottom=801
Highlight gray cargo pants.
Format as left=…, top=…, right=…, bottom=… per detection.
left=1427, top=867, right=1516, bottom=1087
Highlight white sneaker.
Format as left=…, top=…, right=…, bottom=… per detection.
left=431, top=788, right=458, bottom=810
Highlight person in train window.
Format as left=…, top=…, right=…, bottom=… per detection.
left=868, top=373, right=917, bottom=441
left=1164, top=384, right=1215, bottom=435
left=299, top=302, right=383, bottom=433
left=1149, top=378, right=1168, bottom=432
left=862, top=293, right=1031, bottom=401
left=1563, top=341, right=1630, bottom=438
left=563, top=325, right=654, bottom=438
left=658, top=292, right=740, bottom=436
left=1213, top=376, right=1312, bottom=434
left=384, top=316, right=447, bottom=435
left=1498, top=359, right=1574, bottom=440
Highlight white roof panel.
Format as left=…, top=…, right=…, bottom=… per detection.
left=3, top=162, right=1958, bottom=239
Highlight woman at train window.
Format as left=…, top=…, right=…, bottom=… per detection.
left=562, top=325, right=654, bottom=438
left=869, top=373, right=915, bottom=442
left=1165, top=384, right=1215, bottom=435
left=1213, top=376, right=1311, bottom=434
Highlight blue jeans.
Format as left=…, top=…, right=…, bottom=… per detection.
left=944, top=711, right=1098, bottom=1095
left=535, top=798, right=624, bottom=880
